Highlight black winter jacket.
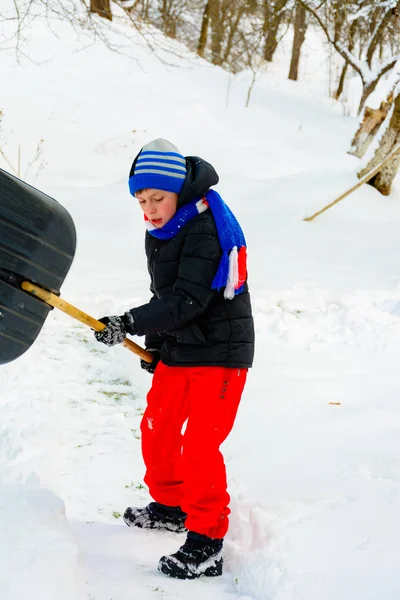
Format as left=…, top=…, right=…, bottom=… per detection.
left=128, top=157, right=255, bottom=368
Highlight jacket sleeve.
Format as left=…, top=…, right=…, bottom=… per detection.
left=129, top=224, right=222, bottom=336
left=144, top=291, right=164, bottom=350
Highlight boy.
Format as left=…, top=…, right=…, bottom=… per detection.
left=94, top=139, right=254, bottom=580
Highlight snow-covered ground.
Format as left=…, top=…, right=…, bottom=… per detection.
left=1, top=13, right=400, bottom=600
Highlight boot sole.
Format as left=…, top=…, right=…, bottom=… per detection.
left=158, top=557, right=223, bottom=579
left=123, top=513, right=186, bottom=533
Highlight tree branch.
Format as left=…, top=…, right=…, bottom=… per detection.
left=299, top=0, right=364, bottom=79
left=375, top=55, right=400, bottom=82
left=366, top=1, right=400, bottom=68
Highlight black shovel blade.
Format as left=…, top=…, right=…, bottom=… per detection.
left=0, top=168, right=77, bottom=364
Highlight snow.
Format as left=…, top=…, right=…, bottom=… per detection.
left=0, top=485, right=85, bottom=600
left=1, top=12, right=400, bottom=600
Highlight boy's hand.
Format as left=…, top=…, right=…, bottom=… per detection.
left=95, top=316, right=127, bottom=346
left=94, top=312, right=138, bottom=347
left=140, top=349, right=161, bottom=374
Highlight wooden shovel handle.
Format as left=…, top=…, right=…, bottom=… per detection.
left=21, top=281, right=153, bottom=362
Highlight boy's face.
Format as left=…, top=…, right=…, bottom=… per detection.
left=136, top=188, right=179, bottom=228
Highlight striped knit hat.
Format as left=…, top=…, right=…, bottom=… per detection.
left=128, top=139, right=187, bottom=196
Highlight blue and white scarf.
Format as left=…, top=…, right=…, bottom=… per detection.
left=145, top=189, right=247, bottom=299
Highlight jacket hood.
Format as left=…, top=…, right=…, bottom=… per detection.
left=178, top=156, right=219, bottom=206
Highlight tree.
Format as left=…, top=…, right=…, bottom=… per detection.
left=333, top=2, right=357, bottom=100
left=157, top=0, right=191, bottom=38
left=299, top=0, right=400, bottom=114
left=349, top=91, right=394, bottom=158
left=263, top=0, right=289, bottom=62
left=0, top=0, right=120, bottom=59
left=209, top=0, right=225, bottom=65
left=197, top=0, right=211, bottom=56
left=194, top=0, right=260, bottom=70
left=288, top=1, right=306, bottom=81
left=358, top=85, right=400, bottom=195
left=90, top=0, right=113, bottom=20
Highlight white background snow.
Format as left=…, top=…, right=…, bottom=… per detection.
left=1, top=11, right=400, bottom=600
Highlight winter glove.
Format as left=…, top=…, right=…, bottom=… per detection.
left=94, top=312, right=137, bottom=347
left=140, top=349, right=161, bottom=374
left=94, top=316, right=127, bottom=346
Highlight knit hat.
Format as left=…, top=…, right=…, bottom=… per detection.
left=129, top=138, right=187, bottom=196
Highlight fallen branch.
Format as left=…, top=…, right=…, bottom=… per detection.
left=303, top=144, right=400, bottom=222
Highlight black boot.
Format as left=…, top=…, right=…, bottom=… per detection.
left=158, top=531, right=223, bottom=579
left=123, top=502, right=187, bottom=532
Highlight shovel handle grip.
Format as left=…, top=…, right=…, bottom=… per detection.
left=21, top=281, right=153, bottom=363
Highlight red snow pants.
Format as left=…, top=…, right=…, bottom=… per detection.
left=140, top=362, right=247, bottom=539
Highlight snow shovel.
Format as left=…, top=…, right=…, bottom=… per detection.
left=0, top=168, right=152, bottom=365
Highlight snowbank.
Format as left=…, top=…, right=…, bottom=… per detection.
left=0, top=485, right=85, bottom=600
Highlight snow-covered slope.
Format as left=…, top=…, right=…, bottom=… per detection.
left=1, top=13, right=400, bottom=600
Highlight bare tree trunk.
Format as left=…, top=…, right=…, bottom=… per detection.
left=143, top=0, right=150, bottom=21
left=335, top=61, right=348, bottom=100
left=349, top=92, right=394, bottom=158
left=160, top=0, right=177, bottom=38
left=358, top=91, right=400, bottom=196
left=197, top=0, right=211, bottom=57
left=263, top=0, right=287, bottom=62
left=358, top=80, right=383, bottom=116
left=288, top=2, right=306, bottom=81
left=90, top=0, right=112, bottom=20
left=334, top=15, right=357, bottom=101
left=366, top=4, right=396, bottom=68
left=222, top=6, right=246, bottom=64
left=210, top=0, right=224, bottom=66
left=333, top=0, right=345, bottom=44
